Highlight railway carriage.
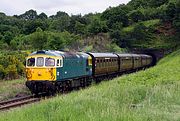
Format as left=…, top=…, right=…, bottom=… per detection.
left=118, top=54, right=133, bottom=72
left=132, top=54, right=142, bottom=69
left=146, top=55, right=153, bottom=65
left=141, top=54, right=148, bottom=67
left=87, top=53, right=119, bottom=77
left=140, top=54, right=152, bottom=67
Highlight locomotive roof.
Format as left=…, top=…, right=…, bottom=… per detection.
left=87, top=52, right=118, bottom=58
left=30, top=50, right=89, bottom=58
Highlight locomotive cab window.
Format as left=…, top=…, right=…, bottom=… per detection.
left=27, top=58, right=35, bottom=67
left=45, top=58, right=55, bottom=67
left=36, top=57, right=44, bottom=67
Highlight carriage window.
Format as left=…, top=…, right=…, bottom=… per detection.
left=27, top=58, right=35, bottom=66
left=112, top=59, right=114, bottom=65
left=113, top=59, right=116, bottom=66
left=103, top=59, right=105, bottom=67
left=45, top=58, right=55, bottom=66
left=36, top=57, right=44, bottom=67
left=108, top=59, right=111, bottom=66
left=100, top=59, right=103, bottom=67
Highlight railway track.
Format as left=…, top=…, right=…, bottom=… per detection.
left=0, top=95, right=41, bottom=111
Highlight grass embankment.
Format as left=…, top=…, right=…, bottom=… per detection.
left=0, top=50, right=180, bottom=121
left=0, top=79, right=29, bottom=101
left=122, top=19, right=160, bottom=32
left=122, top=19, right=179, bottom=49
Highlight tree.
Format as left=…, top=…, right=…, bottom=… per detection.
left=68, top=15, right=88, bottom=33
left=101, top=4, right=129, bottom=28
left=159, top=2, right=176, bottom=22
left=149, top=0, right=168, bottom=7
left=88, top=18, right=108, bottom=34
left=132, top=23, right=149, bottom=40
left=45, top=32, right=65, bottom=50
left=38, top=12, right=48, bottom=19
left=173, top=1, right=180, bottom=38
left=5, top=64, right=18, bottom=80
left=0, top=65, right=5, bottom=79
left=0, top=33, right=3, bottom=40
left=110, top=30, right=131, bottom=48
left=50, top=16, right=70, bottom=32
left=74, top=21, right=87, bottom=35
left=166, top=2, right=176, bottom=21
left=0, top=41, right=8, bottom=50
left=0, top=12, right=6, bottom=17
left=23, top=19, right=49, bottom=34
left=10, top=38, right=18, bottom=50
left=3, top=31, right=14, bottom=45
left=128, top=10, right=144, bottom=22
left=128, top=0, right=168, bottom=9
left=50, top=11, right=69, bottom=19
left=61, top=31, right=80, bottom=46
left=19, top=9, right=38, bottom=20
left=10, top=35, right=31, bottom=50
left=30, top=27, right=48, bottom=49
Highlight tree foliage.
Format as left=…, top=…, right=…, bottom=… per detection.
left=0, top=0, right=180, bottom=80
left=0, top=52, right=26, bottom=80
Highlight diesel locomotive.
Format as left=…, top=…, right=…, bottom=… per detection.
left=25, top=50, right=152, bottom=95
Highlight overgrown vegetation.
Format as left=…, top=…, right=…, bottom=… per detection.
left=0, top=48, right=179, bottom=121
left=0, top=51, right=27, bottom=80
left=0, top=0, right=179, bottom=51
left=0, top=79, right=29, bottom=101
left=0, top=0, right=180, bottom=80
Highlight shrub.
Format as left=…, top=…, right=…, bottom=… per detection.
left=0, top=65, right=5, bottom=79
left=0, top=51, right=26, bottom=80
left=5, top=64, right=19, bottom=80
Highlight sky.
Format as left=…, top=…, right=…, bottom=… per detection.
left=0, top=0, right=130, bottom=16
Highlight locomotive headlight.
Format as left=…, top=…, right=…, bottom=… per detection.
left=57, top=72, right=59, bottom=76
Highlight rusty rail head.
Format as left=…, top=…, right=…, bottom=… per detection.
left=0, top=95, right=34, bottom=106
left=0, top=95, right=40, bottom=111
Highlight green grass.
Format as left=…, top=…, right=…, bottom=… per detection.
left=0, top=79, right=30, bottom=101
left=0, top=49, right=180, bottom=121
left=122, top=19, right=160, bottom=32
